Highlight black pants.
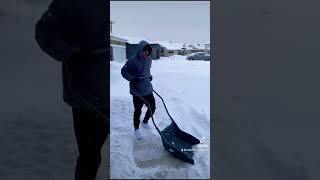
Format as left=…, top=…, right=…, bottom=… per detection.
left=72, top=108, right=109, bottom=180
left=133, top=93, right=156, bottom=130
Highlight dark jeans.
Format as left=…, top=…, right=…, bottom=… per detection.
left=72, top=108, right=109, bottom=180
left=133, top=93, right=156, bottom=130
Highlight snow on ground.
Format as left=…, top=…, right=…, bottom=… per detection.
left=110, top=55, right=210, bottom=179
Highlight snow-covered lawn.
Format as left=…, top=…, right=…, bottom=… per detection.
left=110, top=55, right=210, bottom=179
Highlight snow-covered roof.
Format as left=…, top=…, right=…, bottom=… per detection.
left=157, top=41, right=185, bottom=50
left=112, top=34, right=157, bottom=44
left=111, top=44, right=126, bottom=48
left=187, top=43, right=206, bottom=50
left=186, top=45, right=197, bottom=50
left=123, top=36, right=151, bottom=44
left=110, top=33, right=128, bottom=42
left=196, top=45, right=205, bottom=50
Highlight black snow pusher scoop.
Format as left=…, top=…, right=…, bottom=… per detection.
left=132, top=86, right=200, bottom=164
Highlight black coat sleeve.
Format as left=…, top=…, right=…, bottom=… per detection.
left=35, top=0, right=80, bottom=62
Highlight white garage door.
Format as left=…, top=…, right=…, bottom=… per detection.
left=111, top=44, right=126, bottom=63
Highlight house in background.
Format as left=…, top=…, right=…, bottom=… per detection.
left=110, top=20, right=209, bottom=60
left=149, top=43, right=162, bottom=60
left=195, top=43, right=206, bottom=52
left=110, top=34, right=127, bottom=62
left=185, top=44, right=197, bottom=54
left=110, top=21, right=128, bottom=62
left=185, top=43, right=206, bottom=54
left=157, top=41, right=186, bottom=57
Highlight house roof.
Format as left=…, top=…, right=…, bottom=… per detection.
left=186, top=44, right=197, bottom=50
left=126, top=36, right=152, bottom=44
left=110, top=34, right=128, bottom=42
left=157, top=41, right=185, bottom=50
left=112, top=34, right=157, bottom=44
left=195, top=44, right=205, bottom=50
left=187, top=43, right=206, bottom=50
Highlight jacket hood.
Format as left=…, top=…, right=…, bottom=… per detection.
left=136, top=40, right=152, bottom=59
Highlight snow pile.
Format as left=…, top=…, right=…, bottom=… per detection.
left=110, top=55, right=210, bottom=179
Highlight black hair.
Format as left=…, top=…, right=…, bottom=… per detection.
left=143, top=44, right=152, bottom=56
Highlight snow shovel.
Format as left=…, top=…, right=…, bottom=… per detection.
left=131, top=82, right=200, bottom=164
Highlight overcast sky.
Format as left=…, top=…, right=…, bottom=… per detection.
left=110, top=1, right=210, bottom=45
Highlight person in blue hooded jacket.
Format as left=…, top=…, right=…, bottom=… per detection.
left=121, top=40, right=156, bottom=140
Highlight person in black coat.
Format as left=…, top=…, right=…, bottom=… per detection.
left=35, top=0, right=109, bottom=179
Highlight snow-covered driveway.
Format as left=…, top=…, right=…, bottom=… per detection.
left=110, top=55, right=210, bottom=179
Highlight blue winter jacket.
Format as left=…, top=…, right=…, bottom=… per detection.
left=121, top=40, right=153, bottom=96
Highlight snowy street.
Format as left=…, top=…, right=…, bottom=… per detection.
left=110, top=55, right=210, bottom=179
